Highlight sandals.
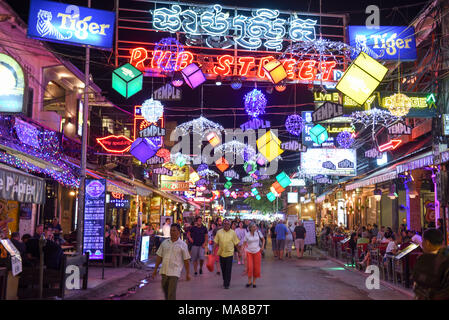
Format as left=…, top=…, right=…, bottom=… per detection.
left=246, top=283, right=251, bottom=288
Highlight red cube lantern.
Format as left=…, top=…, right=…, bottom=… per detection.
left=271, top=181, right=285, bottom=194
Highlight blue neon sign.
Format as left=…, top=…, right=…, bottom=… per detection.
left=348, top=26, right=417, bottom=61
left=27, top=0, right=115, bottom=49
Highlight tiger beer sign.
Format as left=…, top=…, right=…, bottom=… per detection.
left=27, top=0, right=115, bottom=49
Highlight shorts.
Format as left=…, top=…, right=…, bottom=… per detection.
left=295, top=238, right=305, bottom=251
left=191, top=245, right=205, bottom=262
left=276, top=239, right=286, bottom=251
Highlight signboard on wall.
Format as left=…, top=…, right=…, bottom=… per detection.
left=348, top=26, right=417, bottom=61
left=300, top=148, right=357, bottom=176
left=27, top=0, right=115, bottom=49
left=0, top=168, right=45, bottom=204
left=83, top=179, right=106, bottom=260
left=0, top=54, right=25, bottom=114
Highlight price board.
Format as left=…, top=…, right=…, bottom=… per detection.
left=303, top=220, right=317, bottom=245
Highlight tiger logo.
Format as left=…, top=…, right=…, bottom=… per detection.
left=36, top=9, right=72, bottom=40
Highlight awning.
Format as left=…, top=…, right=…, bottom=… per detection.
left=395, top=151, right=433, bottom=174
left=346, top=167, right=397, bottom=191
left=86, top=169, right=136, bottom=195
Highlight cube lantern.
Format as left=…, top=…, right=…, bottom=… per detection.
left=309, top=124, right=328, bottom=145
left=256, top=154, right=267, bottom=166
left=130, top=137, right=159, bottom=163
left=267, top=192, right=276, bottom=202
left=244, top=161, right=256, bottom=174
left=256, top=131, right=284, bottom=162
left=251, top=188, right=259, bottom=196
left=206, top=131, right=221, bottom=147
left=251, top=170, right=259, bottom=180
left=224, top=181, right=232, bottom=189
left=336, top=51, right=388, bottom=105
left=176, top=155, right=186, bottom=167
left=215, top=157, right=229, bottom=172
left=263, top=59, right=287, bottom=84
left=271, top=181, right=285, bottom=194
left=276, top=171, right=291, bottom=188
left=112, top=63, right=143, bottom=98
left=181, top=63, right=206, bottom=89
left=256, top=195, right=261, bottom=201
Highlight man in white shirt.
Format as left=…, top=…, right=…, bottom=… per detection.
left=152, top=223, right=191, bottom=300
left=162, top=218, right=171, bottom=238
left=411, top=232, right=423, bottom=247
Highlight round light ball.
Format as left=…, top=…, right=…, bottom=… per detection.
left=244, top=89, right=267, bottom=118
left=141, top=98, right=164, bottom=123
left=285, top=114, right=305, bottom=136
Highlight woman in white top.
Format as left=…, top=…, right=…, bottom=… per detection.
left=243, top=222, right=265, bottom=288
left=235, top=221, right=247, bottom=265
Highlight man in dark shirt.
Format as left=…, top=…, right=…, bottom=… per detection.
left=187, top=217, right=208, bottom=275
left=293, top=221, right=307, bottom=258
left=413, top=228, right=449, bottom=300
left=270, top=222, right=277, bottom=258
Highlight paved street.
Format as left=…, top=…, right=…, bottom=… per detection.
left=73, top=242, right=411, bottom=300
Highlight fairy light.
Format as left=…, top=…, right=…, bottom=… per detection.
left=336, top=131, right=354, bottom=149
left=244, top=89, right=267, bottom=118
left=285, top=114, right=305, bottom=136
left=176, top=116, right=224, bottom=135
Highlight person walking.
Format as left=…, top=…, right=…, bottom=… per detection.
left=285, top=222, right=294, bottom=259
left=213, top=219, right=241, bottom=289
left=187, top=216, right=208, bottom=275
left=413, top=228, right=449, bottom=300
left=235, top=221, right=246, bottom=265
left=274, top=220, right=289, bottom=260
left=152, top=224, right=191, bottom=300
left=243, top=222, right=265, bottom=288
left=269, top=222, right=277, bottom=258
left=293, top=221, right=307, bottom=258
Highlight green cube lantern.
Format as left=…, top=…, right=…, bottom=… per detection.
left=112, top=63, right=143, bottom=98
left=256, top=195, right=261, bottom=200
left=309, top=124, right=328, bottom=145
left=224, top=181, right=232, bottom=189
left=176, top=155, right=186, bottom=167
left=276, top=171, right=291, bottom=188
left=267, top=192, right=276, bottom=202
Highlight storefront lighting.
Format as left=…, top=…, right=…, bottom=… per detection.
left=374, top=188, right=382, bottom=201
left=69, top=190, right=76, bottom=197
left=388, top=184, right=398, bottom=199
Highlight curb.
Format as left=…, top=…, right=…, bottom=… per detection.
left=64, top=267, right=143, bottom=300
left=324, top=255, right=415, bottom=299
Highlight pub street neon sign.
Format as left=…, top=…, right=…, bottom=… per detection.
left=152, top=4, right=317, bottom=51
left=129, top=48, right=339, bottom=83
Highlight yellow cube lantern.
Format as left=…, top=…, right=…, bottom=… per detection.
left=336, top=51, right=388, bottom=106
left=256, top=131, right=284, bottom=162
left=206, top=131, right=221, bottom=147
left=263, top=59, right=288, bottom=84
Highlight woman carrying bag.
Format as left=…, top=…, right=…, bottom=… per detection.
left=243, top=222, right=265, bottom=288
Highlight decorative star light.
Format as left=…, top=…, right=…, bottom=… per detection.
left=141, top=98, right=164, bottom=123
left=244, top=89, right=267, bottom=118
left=351, top=108, right=400, bottom=129
left=221, top=141, right=257, bottom=162
left=176, top=116, right=224, bottom=135
left=285, top=114, right=305, bottom=136
left=336, top=131, right=354, bottom=149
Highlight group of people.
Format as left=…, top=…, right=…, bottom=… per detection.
left=152, top=216, right=278, bottom=300
left=269, top=220, right=307, bottom=260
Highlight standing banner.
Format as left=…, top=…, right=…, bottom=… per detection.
left=83, top=179, right=106, bottom=260
left=27, top=0, right=115, bottom=49
left=303, top=220, right=317, bottom=245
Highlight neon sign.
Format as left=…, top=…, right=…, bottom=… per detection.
left=96, top=135, right=133, bottom=153
left=129, top=48, right=339, bottom=83
left=152, top=4, right=317, bottom=51
left=134, top=106, right=164, bottom=147
left=378, top=139, right=402, bottom=152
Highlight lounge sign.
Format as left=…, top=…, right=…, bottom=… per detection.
left=27, top=0, right=115, bottom=49
left=0, top=168, right=45, bottom=204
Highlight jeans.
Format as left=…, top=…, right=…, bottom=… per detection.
left=161, top=275, right=179, bottom=300
left=219, top=256, right=233, bottom=287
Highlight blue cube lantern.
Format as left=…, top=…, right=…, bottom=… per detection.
left=276, top=171, right=291, bottom=188
left=130, top=138, right=159, bottom=163
left=267, top=192, right=276, bottom=202
left=309, top=124, right=328, bottom=145
left=112, top=63, right=143, bottom=98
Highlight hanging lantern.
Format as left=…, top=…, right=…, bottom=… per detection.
left=141, top=98, right=164, bottom=123
left=130, top=138, right=159, bottom=163
left=156, top=148, right=171, bottom=163
left=230, top=77, right=242, bottom=90
left=224, top=181, right=232, bottom=189
left=267, top=192, right=276, bottom=202
left=181, top=63, right=206, bottom=89
left=276, top=171, right=292, bottom=188
left=275, top=83, right=287, bottom=92
left=285, top=114, right=305, bottom=136
left=171, top=71, right=184, bottom=87
left=309, top=124, right=328, bottom=145
left=263, top=59, right=288, bottom=84
left=271, top=181, right=285, bottom=194
left=244, top=89, right=267, bottom=118
left=112, top=63, right=143, bottom=98
left=336, top=131, right=354, bottom=149
left=175, top=154, right=187, bottom=167
left=384, top=93, right=412, bottom=117
left=215, top=157, right=229, bottom=172
left=206, top=131, right=221, bottom=147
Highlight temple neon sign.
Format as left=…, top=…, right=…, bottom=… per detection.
left=130, top=47, right=340, bottom=82
left=152, top=4, right=317, bottom=51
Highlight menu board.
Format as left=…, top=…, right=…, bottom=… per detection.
left=303, top=220, right=317, bottom=245
left=0, top=239, right=22, bottom=276
left=83, top=179, right=106, bottom=260
left=395, top=243, right=419, bottom=260
left=140, top=236, right=150, bottom=262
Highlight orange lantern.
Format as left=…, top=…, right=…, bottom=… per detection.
left=271, top=181, right=285, bottom=194
left=215, top=157, right=229, bottom=172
